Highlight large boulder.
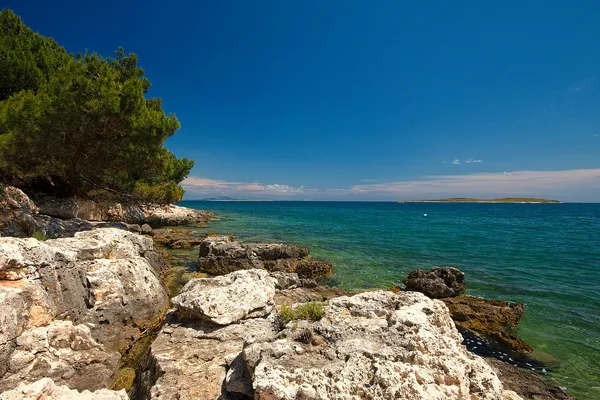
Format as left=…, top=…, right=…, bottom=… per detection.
left=0, top=378, right=128, bottom=400
left=442, top=296, right=532, bottom=353
left=132, top=313, right=275, bottom=400
left=0, top=228, right=170, bottom=391
left=197, top=235, right=333, bottom=278
left=0, top=186, right=38, bottom=214
left=243, top=291, right=520, bottom=400
left=403, top=266, right=465, bottom=298
left=172, top=269, right=276, bottom=325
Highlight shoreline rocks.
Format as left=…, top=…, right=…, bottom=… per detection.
left=197, top=235, right=333, bottom=278
left=0, top=228, right=169, bottom=392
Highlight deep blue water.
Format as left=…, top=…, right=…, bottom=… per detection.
left=180, top=201, right=600, bottom=399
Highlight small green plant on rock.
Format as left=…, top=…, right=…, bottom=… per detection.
left=278, top=302, right=326, bottom=324
left=31, top=230, right=49, bottom=241
left=104, top=240, right=118, bottom=259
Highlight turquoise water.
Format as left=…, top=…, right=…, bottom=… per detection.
left=180, top=201, right=600, bottom=399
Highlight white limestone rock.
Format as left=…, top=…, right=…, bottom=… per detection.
left=0, top=377, right=128, bottom=399
left=243, top=290, right=522, bottom=400
left=171, top=269, right=276, bottom=325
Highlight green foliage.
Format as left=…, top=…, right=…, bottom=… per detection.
left=31, top=230, right=49, bottom=241
left=0, top=10, right=193, bottom=203
left=0, top=9, right=71, bottom=101
left=278, top=302, right=326, bottom=324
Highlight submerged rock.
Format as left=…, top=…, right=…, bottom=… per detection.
left=0, top=378, right=128, bottom=400
left=442, top=296, right=532, bottom=353
left=403, top=266, right=465, bottom=298
left=0, top=228, right=169, bottom=391
left=243, top=290, right=520, bottom=400
left=197, top=235, right=333, bottom=278
left=150, top=228, right=205, bottom=249
left=171, top=269, right=275, bottom=325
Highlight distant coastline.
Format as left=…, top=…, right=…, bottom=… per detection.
left=396, top=197, right=561, bottom=204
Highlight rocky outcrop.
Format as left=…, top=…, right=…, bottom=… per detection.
left=485, top=359, right=575, bottom=400
left=142, top=204, right=215, bottom=227
left=171, top=269, right=275, bottom=325
left=403, top=266, right=465, bottom=298
left=442, top=296, right=532, bottom=353
left=0, top=228, right=169, bottom=391
left=133, top=312, right=276, bottom=400
left=243, top=290, right=519, bottom=400
left=0, top=378, right=128, bottom=400
left=197, top=235, right=333, bottom=278
left=0, top=186, right=93, bottom=238
left=150, top=228, right=205, bottom=249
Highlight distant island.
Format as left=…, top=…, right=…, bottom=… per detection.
left=200, top=196, right=239, bottom=201
left=396, top=197, right=561, bottom=204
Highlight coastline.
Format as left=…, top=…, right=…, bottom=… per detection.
left=0, top=190, right=587, bottom=399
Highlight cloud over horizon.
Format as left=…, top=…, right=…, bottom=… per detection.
left=182, top=169, right=600, bottom=202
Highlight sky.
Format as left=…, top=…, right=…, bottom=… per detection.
left=6, top=1, right=600, bottom=201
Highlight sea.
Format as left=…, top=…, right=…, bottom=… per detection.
left=179, top=200, right=600, bottom=399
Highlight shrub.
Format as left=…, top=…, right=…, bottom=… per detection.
left=278, top=302, right=326, bottom=324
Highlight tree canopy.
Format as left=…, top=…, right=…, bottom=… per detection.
left=0, top=9, right=193, bottom=203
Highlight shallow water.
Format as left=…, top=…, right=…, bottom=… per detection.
left=180, top=201, right=600, bottom=399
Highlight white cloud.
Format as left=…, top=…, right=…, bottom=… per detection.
left=182, top=169, right=600, bottom=201
left=348, top=169, right=600, bottom=198
left=465, top=159, right=482, bottom=163
left=593, top=134, right=600, bottom=137
left=452, top=159, right=461, bottom=165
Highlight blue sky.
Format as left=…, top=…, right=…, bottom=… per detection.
left=6, top=1, right=600, bottom=201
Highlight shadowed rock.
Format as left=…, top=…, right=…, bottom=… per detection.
left=197, top=235, right=332, bottom=278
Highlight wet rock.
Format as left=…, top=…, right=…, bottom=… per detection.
left=197, top=235, right=333, bottom=278
left=133, top=312, right=275, bottom=400
left=150, top=228, right=204, bottom=249
left=0, top=377, right=128, bottom=400
left=172, top=269, right=276, bottom=325
left=442, top=296, right=532, bottom=353
left=0, top=228, right=169, bottom=391
left=243, top=291, right=520, bottom=400
left=486, top=359, right=575, bottom=400
left=403, top=266, right=465, bottom=298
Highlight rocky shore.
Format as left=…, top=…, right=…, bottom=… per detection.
left=0, top=186, right=574, bottom=399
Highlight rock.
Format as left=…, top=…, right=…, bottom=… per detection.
left=270, top=271, right=302, bottom=290
left=142, top=204, right=215, bottom=227
left=132, top=312, right=275, bottom=400
left=274, top=285, right=347, bottom=306
left=0, top=186, right=38, bottom=214
left=243, top=290, right=520, bottom=400
left=36, top=196, right=79, bottom=219
left=486, top=359, right=575, bottom=400
left=0, top=320, right=120, bottom=392
left=0, top=377, right=128, bottom=399
left=141, top=224, right=153, bottom=234
left=403, top=266, right=465, bottom=298
left=0, top=228, right=169, bottom=391
left=76, top=200, right=147, bottom=225
left=171, top=269, right=275, bottom=325
left=150, top=228, right=204, bottom=249
left=442, top=296, right=533, bottom=353
left=197, top=235, right=333, bottom=278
